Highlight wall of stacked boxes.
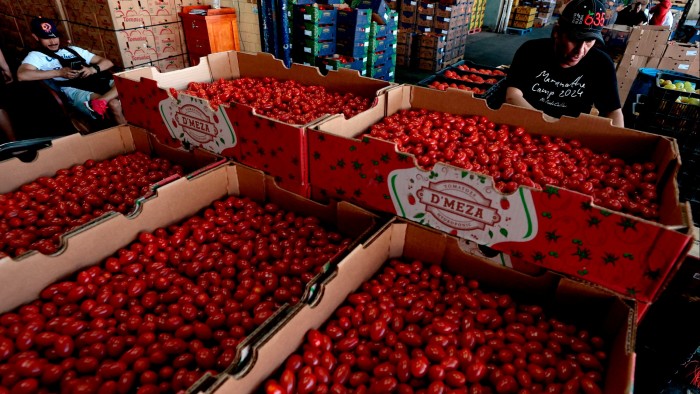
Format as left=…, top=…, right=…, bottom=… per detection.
left=288, top=1, right=397, bottom=82
left=0, top=0, right=262, bottom=72
left=396, top=0, right=479, bottom=72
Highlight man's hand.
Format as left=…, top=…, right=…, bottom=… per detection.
left=60, top=67, right=82, bottom=79
left=78, top=65, right=97, bottom=78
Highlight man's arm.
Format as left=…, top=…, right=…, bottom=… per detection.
left=505, top=86, right=558, bottom=121
left=75, top=54, right=114, bottom=78
left=604, top=108, right=624, bottom=127
left=17, top=63, right=79, bottom=82
left=505, top=86, right=536, bottom=110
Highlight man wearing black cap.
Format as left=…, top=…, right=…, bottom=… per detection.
left=17, top=17, right=125, bottom=124
left=505, top=0, right=624, bottom=127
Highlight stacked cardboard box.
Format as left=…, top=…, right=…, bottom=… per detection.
left=658, top=41, right=699, bottom=77
left=534, top=0, right=555, bottom=27
left=416, top=32, right=445, bottom=71
left=395, top=28, right=414, bottom=66
left=367, top=17, right=398, bottom=81
left=469, top=0, right=486, bottom=32
left=509, top=5, right=536, bottom=29
left=323, top=7, right=372, bottom=74
left=64, top=0, right=200, bottom=70
left=292, top=4, right=337, bottom=66
left=616, top=25, right=671, bottom=103
left=0, top=0, right=197, bottom=71
left=394, top=0, right=472, bottom=70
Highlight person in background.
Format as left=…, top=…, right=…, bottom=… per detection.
left=616, top=1, right=649, bottom=26
left=0, top=48, right=17, bottom=142
left=650, top=0, right=673, bottom=27
left=604, top=0, right=621, bottom=25
left=506, top=0, right=624, bottom=127
left=17, top=17, right=125, bottom=124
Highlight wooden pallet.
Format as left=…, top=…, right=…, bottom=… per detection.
left=506, top=27, right=532, bottom=35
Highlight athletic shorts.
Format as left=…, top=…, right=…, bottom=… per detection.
left=60, top=80, right=114, bottom=118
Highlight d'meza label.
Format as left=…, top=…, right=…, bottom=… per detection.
left=160, top=95, right=236, bottom=152
left=389, top=164, right=538, bottom=246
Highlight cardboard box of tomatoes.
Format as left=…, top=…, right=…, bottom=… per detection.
left=0, top=162, right=380, bottom=393
left=307, top=85, right=695, bottom=304
left=114, top=51, right=393, bottom=198
left=190, top=220, right=636, bottom=394
left=0, top=124, right=223, bottom=268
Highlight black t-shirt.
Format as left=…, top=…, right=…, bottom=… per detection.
left=508, top=38, right=621, bottom=119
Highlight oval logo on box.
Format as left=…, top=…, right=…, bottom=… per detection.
left=389, top=163, right=538, bottom=246
left=160, top=95, right=237, bottom=153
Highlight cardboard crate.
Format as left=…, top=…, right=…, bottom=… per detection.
left=369, top=20, right=390, bottom=38
left=436, top=3, right=465, bottom=17
left=299, top=38, right=336, bottom=56
left=515, top=5, right=536, bottom=14
left=396, top=53, right=411, bottom=66
left=399, top=10, right=417, bottom=24
left=114, top=51, right=392, bottom=197
left=396, top=42, right=411, bottom=55
left=200, top=220, right=636, bottom=394
left=419, top=32, right=447, bottom=49
left=418, top=57, right=445, bottom=71
left=0, top=163, right=379, bottom=394
left=657, top=58, right=700, bottom=77
left=418, top=2, right=436, bottom=16
left=369, top=35, right=395, bottom=52
left=397, top=28, right=414, bottom=45
left=337, top=39, right=370, bottom=57
left=401, top=0, right=418, bottom=12
left=317, top=55, right=368, bottom=75
left=297, top=21, right=337, bottom=41
left=418, top=45, right=445, bottom=60
left=662, top=41, right=699, bottom=61
left=441, top=14, right=467, bottom=30
left=308, top=85, right=694, bottom=303
left=336, top=24, right=371, bottom=42
left=337, top=7, right=372, bottom=27
left=624, top=25, right=671, bottom=58
left=294, top=3, right=337, bottom=24
left=514, top=12, right=536, bottom=21
left=510, top=19, right=534, bottom=28
left=602, top=24, right=633, bottom=48
left=0, top=125, right=223, bottom=288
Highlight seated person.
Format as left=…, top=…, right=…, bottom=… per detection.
left=17, top=17, right=126, bottom=124
left=616, top=1, right=649, bottom=26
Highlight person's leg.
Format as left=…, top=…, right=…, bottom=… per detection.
left=61, top=86, right=100, bottom=119
left=107, top=98, right=126, bottom=124
left=0, top=108, right=16, bottom=141
left=95, top=85, right=119, bottom=102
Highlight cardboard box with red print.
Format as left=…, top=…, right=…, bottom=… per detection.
left=114, top=51, right=393, bottom=197
left=190, top=220, right=636, bottom=394
left=308, top=85, right=694, bottom=303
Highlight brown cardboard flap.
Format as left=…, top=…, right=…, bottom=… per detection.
left=208, top=51, right=239, bottom=81
left=116, top=58, right=213, bottom=89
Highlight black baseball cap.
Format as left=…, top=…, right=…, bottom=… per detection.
left=559, top=0, right=606, bottom=44
left=30, top=17, right=59, bottom=39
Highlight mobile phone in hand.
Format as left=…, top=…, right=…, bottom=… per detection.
left=70, top=60, right=83, bottom=71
